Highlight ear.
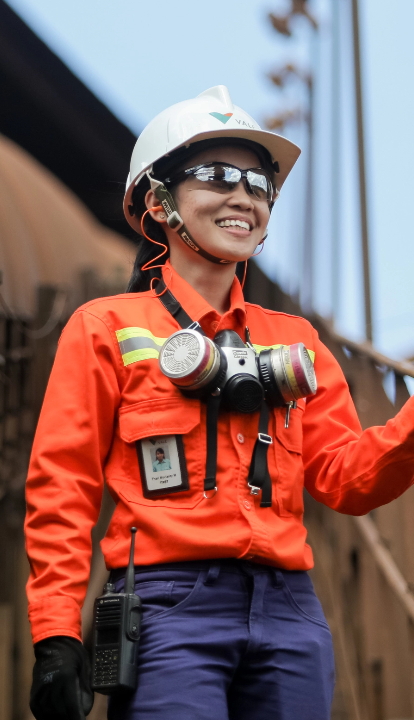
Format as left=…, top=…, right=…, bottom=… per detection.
left=144, top=190, right=167, bottom=224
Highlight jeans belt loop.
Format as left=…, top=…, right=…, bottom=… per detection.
left=272, top=568, right=284, bottom=588
left=204, top=561, right=221, bottom=586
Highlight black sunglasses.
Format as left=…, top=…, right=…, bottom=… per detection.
left=164, top=162, right=277, bottom=204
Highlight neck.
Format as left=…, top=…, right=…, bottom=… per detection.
left=168, top=250, right=238, bottom=315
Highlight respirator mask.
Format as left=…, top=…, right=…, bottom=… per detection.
left=159, top=328, right=317, bottom=412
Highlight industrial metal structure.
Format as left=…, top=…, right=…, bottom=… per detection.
left=0, top=0, right=135, bottom=237
left=0, top=131, right=134, bottom=720
left=0, top=5, right=135, bottom=718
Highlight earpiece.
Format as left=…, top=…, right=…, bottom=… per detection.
left=148, top=205, right=165, bottom=220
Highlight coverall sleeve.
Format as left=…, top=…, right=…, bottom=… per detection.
left=25, top=309, right=122, bottom=644
left=303, top=328, right=414, bottom=514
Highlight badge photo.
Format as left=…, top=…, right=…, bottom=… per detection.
left=136, top=435, right=189, bottom=498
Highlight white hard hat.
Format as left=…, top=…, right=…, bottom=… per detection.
left=124, top=85, right=301, bottom=232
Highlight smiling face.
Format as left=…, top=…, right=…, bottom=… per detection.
left=171, top=146, right=271, bottom=263
left=146, top=145, right=273, bottom=267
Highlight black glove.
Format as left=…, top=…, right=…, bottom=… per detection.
left=30, top=636, right=94, bottom=720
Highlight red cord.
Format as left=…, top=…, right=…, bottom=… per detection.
left=140, top=207, right=172, bottom=296
left=242, top=240, right=265, bottom=289
left=251, top=240, right=265, bottom=258
left=241, top=260, right=248, bottom=290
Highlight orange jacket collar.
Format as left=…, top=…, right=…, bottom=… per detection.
left=161, top=260, right=246, bottom=337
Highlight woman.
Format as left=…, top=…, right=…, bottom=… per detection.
left=27, top=86, right=414, bottom=720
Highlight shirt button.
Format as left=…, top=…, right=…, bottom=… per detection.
left=243, top=500, right=251, bottom=510
left=246, top=555, right=254, bottom=560
left=237, top=433, right=244, bottom=444
left=211, top=321, right=219, bottom=332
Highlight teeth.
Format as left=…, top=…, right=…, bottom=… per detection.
left=217, top=219, right=251, bottom=230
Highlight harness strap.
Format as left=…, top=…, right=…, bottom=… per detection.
left=247, top=401, right=272, bottom=507
left=149, top=176, right=231, bottom=265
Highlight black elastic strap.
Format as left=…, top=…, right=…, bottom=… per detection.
left=204, top=393, right=221, bottom=492
left=155, top=282, right=218, bottom=494
left=247, top=401, right=272, bottom=507
left=155, top=279, right=199, bottom=330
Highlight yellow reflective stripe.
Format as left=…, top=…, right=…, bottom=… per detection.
left=122, top=348, right=160, bottom=366
left=116, top=327, right=167, bottom=367
left=116, top=328, right=316, bottom=367
left=115, top=327, right=166, bottom=345
left=252, top=343, right=315, bottom=364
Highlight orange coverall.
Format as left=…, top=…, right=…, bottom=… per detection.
left=25, top=261, right=414, bottom=644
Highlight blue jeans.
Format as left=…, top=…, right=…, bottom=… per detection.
left=108, top=560, right=334, bottom=720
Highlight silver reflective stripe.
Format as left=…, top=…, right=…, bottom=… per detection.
left=118, top=336, right=162, bottom=356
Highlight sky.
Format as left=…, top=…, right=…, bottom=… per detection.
left=4, top=0, right=414, bottom=360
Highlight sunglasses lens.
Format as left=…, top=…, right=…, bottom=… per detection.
left=185, top=164, right=274, bottom=202
left=246, top=170, right=273, bottom=201
left=193, top=164, right=240, bottom=192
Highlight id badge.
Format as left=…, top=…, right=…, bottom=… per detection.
left=135, top=435, right=189, bottom=498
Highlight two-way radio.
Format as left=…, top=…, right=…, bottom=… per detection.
left=91, top=527, right=142, bottom=694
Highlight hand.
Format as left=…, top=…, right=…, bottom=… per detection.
left=30, top=636, right=94, bottom=720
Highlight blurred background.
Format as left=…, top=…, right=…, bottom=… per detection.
left=1, top=1, right=414, bottom=719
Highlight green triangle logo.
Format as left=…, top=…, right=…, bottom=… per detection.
left=209, top=112, right=233, bottom=124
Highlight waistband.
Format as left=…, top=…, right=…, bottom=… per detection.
left=108, top=558, right=296, bottom=585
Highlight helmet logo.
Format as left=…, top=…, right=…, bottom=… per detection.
left=209, top=112, right=233, bottom=124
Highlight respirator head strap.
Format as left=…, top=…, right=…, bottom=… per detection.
left=155, top=284, right=221, bottom=497
left=204, top=392, right=221, bottom=497
left=247, top=400, right=272, bottom=508
left=147, top=172, right=232, bottom=265
left=155, top=278, right=206, bottom=332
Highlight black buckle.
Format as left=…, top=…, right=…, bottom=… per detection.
left=188, top=321, right=202, bottom=333
left=248, top=484, right=261, bottom=496
left=258, top=432, right=272, bottom=445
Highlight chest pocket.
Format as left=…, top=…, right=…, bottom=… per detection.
left=272, top=405, right=305, bottom=517
left=118, top=397, right=204, bottom=509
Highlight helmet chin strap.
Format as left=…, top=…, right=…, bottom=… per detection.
left=146, top=172, right=232, bottom=265
left=147, top=171, right=270, bottom=266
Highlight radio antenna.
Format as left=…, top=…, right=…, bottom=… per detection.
left=124, top=527, right=137, bottom=595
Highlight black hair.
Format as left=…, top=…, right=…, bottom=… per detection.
left=156, top=448, right=165, bottom=455
left=126, top=138, right=276, bottom=294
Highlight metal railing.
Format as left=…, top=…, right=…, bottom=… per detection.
left=246, top=261, right=414, bottom=720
